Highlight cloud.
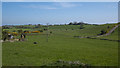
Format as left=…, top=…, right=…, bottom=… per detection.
left=46, top=7, right=57, bottom=9
left=59, top=2, right=78, bottom=8
left=20, top=2, right=80, bottom=10
left=3, top=0, right=25, bottom=2
left=21, top=4, right=57, bottom=10
left=53, top=2, right=82, bottom=8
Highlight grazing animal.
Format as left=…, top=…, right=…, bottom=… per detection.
left=20, top=33, right=26, bottom=41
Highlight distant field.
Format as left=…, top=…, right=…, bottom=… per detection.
left=2, top=24, right=119, bottom=66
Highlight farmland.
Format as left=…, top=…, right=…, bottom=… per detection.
left=2, top=23, right=119, bottom=66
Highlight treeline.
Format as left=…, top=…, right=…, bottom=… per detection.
left=68, top=21, right=89, bottom=25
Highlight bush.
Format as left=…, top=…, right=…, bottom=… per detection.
left=101, top=29, right=106, bottom=34
left=31, top=31, right=40, bottom=33
left=41, top=60, right=89, bottom=66
left=2, top=30, right=9, bottom=41
left=39, top=30, right=43, bottom=32
left=24, top=30, right=30, bottom=33
left=50, top=31, right=52, bottom=34
left=118, top=22, right=120, bottom=24
left=98, top=29, right=107, bottom=35
left=18, top=29, right=23, bottom=34
left=13, top=30, right=16, bottom=32
left=44, top=29, right=48, bottom=31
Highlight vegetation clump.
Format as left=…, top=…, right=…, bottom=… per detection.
left=97, top=29, right=107, bottom=35
left=42, top=60, right=90, bottom=67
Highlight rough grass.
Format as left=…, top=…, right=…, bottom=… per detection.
left=2, top=24, right=118, bottom=66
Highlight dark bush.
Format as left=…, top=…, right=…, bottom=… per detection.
left=34, top=42, right=37, bottom=44
left=98, top=29, right=107, bottom=35
left=44, top=29, right=48, bottom=31
left=2, top=30, right=9, bottom=41
left=39, top=30, right=43, bottom=32
left=86, top=37, right=90, bottom=38
left=50, top=31, right=52, bottom=34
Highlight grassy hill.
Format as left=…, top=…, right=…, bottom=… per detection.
left=2, top=23, right=119, bottom=66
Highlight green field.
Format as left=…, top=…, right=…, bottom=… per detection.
left=2, top=24, right=119, bottom=66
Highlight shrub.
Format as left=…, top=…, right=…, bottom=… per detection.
left=44, top=29, right=48, bottom=31
left=31, top=31, right=40, bottom=33
left=13, top=30, right=16, bottom=32
left=38, top=30, right=43, bottom=32
left=24, top=30, right=30, bottom=33
left=2, top=30, right=9, bottom=41
left=50, top=31, right=52, bottom=34
left=101, top=30, right=106, bottom=34
left=18, top=29, right=23, bottom=34
left=41, top=60, right=89, bottom=66
left=12, top=32, right=18, bottom=36
left=98, top=29, right=107, bottom=35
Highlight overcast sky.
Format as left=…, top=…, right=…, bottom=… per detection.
left=2, top=2, right=118, bottom=25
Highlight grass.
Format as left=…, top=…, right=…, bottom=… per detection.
left=97, top=26, right=119, bottom=40
left=2, top=24, right=119, bottom=66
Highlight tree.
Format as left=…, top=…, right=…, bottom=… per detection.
left=78, top=21, right=84, bottom=25
left=38, top=24, right=41, bottom=26
left=73, top=21, right=77, bottom=25
left=68, top=22, right=73, bottom=25
left=118, top=22, right=120, bottom=24
left=28, top=24, right=32, bottom=26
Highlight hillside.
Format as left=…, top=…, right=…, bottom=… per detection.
left=2, top=23, right=119, bottom=66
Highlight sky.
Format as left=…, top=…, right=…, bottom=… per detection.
left=0, top=1, right=1, bottom=26
left=2, top=0, right=120, bottom=2
left=2, top=2, right=118, bottom=25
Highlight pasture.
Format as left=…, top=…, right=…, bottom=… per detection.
left=2, top=24, right=119, bottom=66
